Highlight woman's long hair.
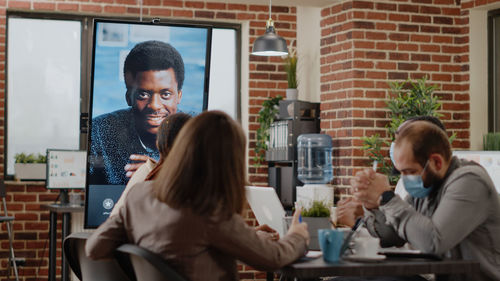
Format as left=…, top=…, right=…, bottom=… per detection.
left=146, top=113, right=191, bottom=180
left=153, top=111, right=247, bottom=219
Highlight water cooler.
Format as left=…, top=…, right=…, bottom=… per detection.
left=296, top=134, right=334, bottom=208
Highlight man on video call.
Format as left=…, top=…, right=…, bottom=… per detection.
left=89, top=40, right=184, bottom=185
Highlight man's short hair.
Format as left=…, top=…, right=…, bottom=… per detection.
left=406, top=115, right=446, bottom=131
left=124, top=40, right=185, bottom=90
left=395, top=121, right=452, bottom=167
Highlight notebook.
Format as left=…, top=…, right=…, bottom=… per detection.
left=245, top=186, right=286, bottom=237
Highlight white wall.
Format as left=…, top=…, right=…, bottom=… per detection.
left=469, top=3, right=500, bottom=149
left=297, top=6, right=321, bottom=102
left=469, top=9, right=489, bottom=150
left=208, top=28, right=238, bottom=119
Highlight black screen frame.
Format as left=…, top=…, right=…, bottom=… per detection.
left=84, top=18, right=213, bottom=228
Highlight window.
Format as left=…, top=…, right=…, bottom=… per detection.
left=5, top=12, right=240, bottom=178
left=6, top=15, right=85, bottom=177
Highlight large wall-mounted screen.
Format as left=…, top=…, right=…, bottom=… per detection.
left=85, top=19, right=211, bottom=228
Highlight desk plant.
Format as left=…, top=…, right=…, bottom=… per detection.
left=14, top=153, right=47, bottom=180
left=254, top=95, right=283, bottom=166
left=301, top=200, right=332, bottom=250
left=362, top=76, right=447, bottom=183
left=284, top=51, right=298, bottom=100
left=483, top=133, right=500, bottom=150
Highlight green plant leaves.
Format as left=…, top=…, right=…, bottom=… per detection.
left=483, top=133, right=500, bottom=150
left=361, top=76, right=445, bottom=184
left=284, top=53, right=298, bottom=89
left=254, top=96, right=283, bottom=166
left=14, top=153, right=46, bottom=163
left=386, top=76, right=442, bottom=138
left=301, top=200, right=331, bottom=217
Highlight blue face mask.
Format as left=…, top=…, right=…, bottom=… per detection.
left=402, top=160, right=432, bottom=198
left=389, top=142, right=395, bottom=165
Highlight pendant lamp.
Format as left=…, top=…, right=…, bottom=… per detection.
left=251, top=0, right=288, bottom=56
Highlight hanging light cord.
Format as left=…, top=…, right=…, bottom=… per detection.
left=139, top=0, right=143, bottom=22
left=266, top=0, right=274, bottom=28
left=268, top=0, right=272, bottom=20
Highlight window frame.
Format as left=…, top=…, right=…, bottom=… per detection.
left=5, top=11, right=241, bottom=179
left=488, top=9, right=500, bottom=132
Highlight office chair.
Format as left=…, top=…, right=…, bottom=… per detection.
left=0, top=180, right=19, bottom=281
left=63, top=232, right=132, bottom=281
left=115, top=244, right=187, bottom=281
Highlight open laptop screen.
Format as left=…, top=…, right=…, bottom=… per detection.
left=245, top=186, right=286, bottom=237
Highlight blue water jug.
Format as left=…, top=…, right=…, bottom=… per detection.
left=297, top=134, right=333, bottom=184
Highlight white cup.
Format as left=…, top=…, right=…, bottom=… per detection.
left=354, top=237, right=380, bottom=257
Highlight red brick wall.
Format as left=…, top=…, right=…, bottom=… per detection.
left=0, top=1, right=296, bottom=280
left=320, top=0, right=475, bottom=194
left=1, top=182, right=59, bottom=280
left=1, top=0, right=498, bottom=280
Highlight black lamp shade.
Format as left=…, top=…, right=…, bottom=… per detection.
left=252, top=26, right=288, bottom=56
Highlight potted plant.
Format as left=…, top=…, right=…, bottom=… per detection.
left=361, top=76, right=454, bottom=183
left=301, top=200, right=332, bottom=250
left=253, top=95, right=283, bottom=166
left=483, top=132, right=500, bottom=150
left=284, top=51, right=298, bottom=100
left=14, top=153, right=47, bottom=180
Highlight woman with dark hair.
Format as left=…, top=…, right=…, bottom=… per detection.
left=110, top=112, right=192, bottom=217
left=86, top=111, right=309, bottom=280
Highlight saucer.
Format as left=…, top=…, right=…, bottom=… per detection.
left=343, top=254, right=386, bottom=262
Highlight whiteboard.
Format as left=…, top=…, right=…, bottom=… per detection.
left=47, top=150, right=86, bottom=189
left=453, top=151, right=500, bottom=194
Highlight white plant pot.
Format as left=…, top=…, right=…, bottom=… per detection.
left=14, top=163, right=46, bottom=180
left=286, top=88, right=298, bottom=100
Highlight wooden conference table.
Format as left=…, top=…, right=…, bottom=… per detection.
left=279, top=256, right=480, bottom=280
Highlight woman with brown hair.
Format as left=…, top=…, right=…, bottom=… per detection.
left=86, top=110, right=309, bottom=280
left=110, top=112, right=192, bottom=217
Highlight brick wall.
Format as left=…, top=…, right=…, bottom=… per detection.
left=1, top=182, right=59, bottom=280
left=320, top=0, right=478, bottom=195
left=1, top=0, right=498, bottom=280
left=0, top=0, right=296, bottom=280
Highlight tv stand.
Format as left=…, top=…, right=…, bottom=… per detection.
left=41, top=203, right=84, bottom=281
left=58, top=189, right=69, bottom=205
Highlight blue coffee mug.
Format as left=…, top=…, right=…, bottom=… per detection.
left=318, top=229, right=344, bottom=262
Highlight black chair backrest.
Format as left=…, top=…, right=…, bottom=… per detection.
left=115, top=244, right=187, bottom=281
left=63, top=232, right=132, bottom=281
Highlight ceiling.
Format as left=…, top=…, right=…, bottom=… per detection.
left=205, top=0, right=336, bottom=8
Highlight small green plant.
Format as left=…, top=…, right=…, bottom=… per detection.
left=362, top=134, right=396, bottom=182
left=284, top=51, right=298, bottom=89
left=253, top=95, right=283, bottom=166
left=385, top=76, right=442, bottom=138
left=483, top=133, right=500, bottom=150
left=301, top=201, right=330, bottom=217
left=14, top=153, right=46, bottom=164
left=361, top=76, right=445, bottom=183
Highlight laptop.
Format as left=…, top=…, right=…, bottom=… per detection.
left=245, top=186, right=286, bottom=237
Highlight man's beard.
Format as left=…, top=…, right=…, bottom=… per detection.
left=423, top=168, right=442, bottom=189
